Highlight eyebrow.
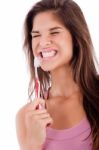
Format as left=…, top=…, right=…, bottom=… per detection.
left=31, top=26, right=63, bottom=34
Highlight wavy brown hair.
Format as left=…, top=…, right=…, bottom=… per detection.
left=23, top=0, right=99, bottom=149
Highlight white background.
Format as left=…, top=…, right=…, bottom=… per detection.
left=0, top=0, right=98, bottom=149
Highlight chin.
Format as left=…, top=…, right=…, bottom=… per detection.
left=41, top=67, right=50, bottom=72
left=41, top=63, right=59, bottom=72
left=41, top=65, right=53, bottom=72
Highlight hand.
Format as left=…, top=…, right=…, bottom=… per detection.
left=16, top=98, right=53, bottom=150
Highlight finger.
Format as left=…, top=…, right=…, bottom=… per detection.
left=28, top=109, right=48, bottom=115
left=24, top=99, right=46, bottom=111
left=41, top=117, right=53, bottom=127
left=25, top=109, right=48, bottom=119
left=38, top=113, right=51, bottom=119
left=26, top=113, right=51, bottom=122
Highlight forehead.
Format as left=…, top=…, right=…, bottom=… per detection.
left=32, top=11, right=65, bottom=31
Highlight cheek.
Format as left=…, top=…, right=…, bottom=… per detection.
left=32, top=40, right=37, bottom=55
left=32, top=39, right=35, bottom=49
left=63, top=35, right=73, bottom=54
left=60, top=36, right=73, bottom=59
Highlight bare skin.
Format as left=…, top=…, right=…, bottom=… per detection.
left=46, top=66, right=86, bottom=129
left=16, top=11, right=86, bottom=150
left=16, top=99, right=53, bottom=150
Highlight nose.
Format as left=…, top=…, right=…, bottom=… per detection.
left=39, top=35, right=52, bottom=48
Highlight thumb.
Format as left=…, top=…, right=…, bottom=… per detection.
left=31, top=98, right=46, bottom=110
left=36, top=98, right=46, bottom=110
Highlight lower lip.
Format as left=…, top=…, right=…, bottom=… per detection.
left=40, top=52, right=58, bottom=61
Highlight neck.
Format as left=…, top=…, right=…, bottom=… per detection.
left=46, top=66, right=86, bottom=129
left=50, top=65, right=80, bottom=98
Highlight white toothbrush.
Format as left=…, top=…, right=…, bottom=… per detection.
left=34, top=57, right=42, bottom=109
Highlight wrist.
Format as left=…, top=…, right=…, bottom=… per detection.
left=32, top=144, right=42, bottom=150
left=30, top=142, right=43, bottom=150
left=20, top=139, right=44, bottom=150
left=20, top=145, right=42, bottom=150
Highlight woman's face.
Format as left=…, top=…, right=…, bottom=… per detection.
left=32, top=11, right=73, bottom=72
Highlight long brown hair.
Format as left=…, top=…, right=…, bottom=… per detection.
left=23, top=0, right=99, bottom=149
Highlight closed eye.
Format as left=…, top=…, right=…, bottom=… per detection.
left=30, top=31, right=41, bottom=38
left=50, top=32, right=59, bottom=35
left=32, top=35, right=41, bottom=38
left=31, top=32, right=60, bottom=38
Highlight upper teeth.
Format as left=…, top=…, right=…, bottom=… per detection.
left=41, top=50, right=57, bottom=58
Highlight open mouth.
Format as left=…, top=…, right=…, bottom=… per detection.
left=40, top=50, right=57, bottom=59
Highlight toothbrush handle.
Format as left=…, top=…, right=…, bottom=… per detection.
left=35, top=78, right=43, bottom=109
left=35, top=78, right=40, bottom=98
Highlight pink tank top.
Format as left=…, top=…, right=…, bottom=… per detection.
left=43, top=90, right=93, bottom=150
left=42, top=118, right=92, bottom=150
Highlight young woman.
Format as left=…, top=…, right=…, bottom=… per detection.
left=16, top=0, right=99, bottom=149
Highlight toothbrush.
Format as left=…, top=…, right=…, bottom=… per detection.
left=34, top=57, right=50, bottom=126
left=34, top=57, right=40, bottom=98
left=34, top=57, right=42, bottom=109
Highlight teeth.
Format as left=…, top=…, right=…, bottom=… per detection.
left=41, top=50, right=57, bottom=58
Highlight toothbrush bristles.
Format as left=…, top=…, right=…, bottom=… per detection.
left=34, top=57, right=40, bottom=67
